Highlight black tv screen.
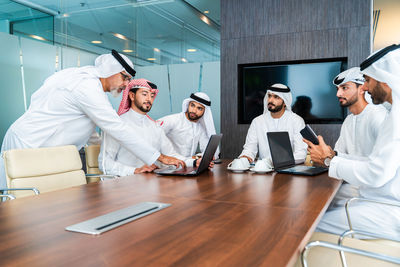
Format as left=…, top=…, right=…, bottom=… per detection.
left=238, top=58, right=347, bottom=124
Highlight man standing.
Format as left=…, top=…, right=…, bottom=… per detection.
left=239, top=83, right=307, bottom=163
left=305, top=44, right=400, bottom=238
left=158, top=92, right=219, bottom=158
left=0, top=50, right=183, bottom=188
left=99, top=79, right=196, bottom=176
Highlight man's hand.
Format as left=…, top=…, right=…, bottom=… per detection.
left=134, top=164, right=157, bottom=174
left=239, top=155, right=253, bottom=163
left=303, top=136, right=335, bottom=166
left=195, top=158, right=215, bottom=169
left=158, top=154, right=186, bottom=169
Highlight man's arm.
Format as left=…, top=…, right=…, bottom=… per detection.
left=159, top=130, right=195, bottom=167
left=239, top=120, right=258, bottom=162
left=98, top=133, right=136, bottom=176
left=292, top=118, right=308, bottom=161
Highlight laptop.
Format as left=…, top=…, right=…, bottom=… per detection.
left=154, top=134, right=223, bottom=177
left=267, top=132, right=328, bottom=176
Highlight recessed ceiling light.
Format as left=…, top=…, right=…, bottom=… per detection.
left=123, top=49, right=134, bottom=53
left=62, top=13, right=69, bottom=18
left=187, top=49, right=197, bottom=52
left=29, top=34, right=46, bottom=41
left=91, top=40, right=102, bottom=44
left=112, top=33, right=128, bottom=40
left=154, top=48, right=160, bottom=52
left=200, top=15, right=211, bottom=25
left=181, top=58, right=188, bottom=63
left=204, top=10, right=209, bottom=14
left=147, top=58, right=156, bottom=61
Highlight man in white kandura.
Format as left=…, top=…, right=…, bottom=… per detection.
left=238, top=84, right=307, bottom=163
left=0, top=50, right=184, bottom=189
left=99, top=79, right=198, bottom=176
left=305, top=44, right=400, bottom=239
left=317, top=67, right=388, bottom=219
left=158, top=92, right=219, bottom=159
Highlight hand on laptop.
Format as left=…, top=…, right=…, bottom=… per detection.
left=158, top=154, right=186, bottom=169
left=134, top=164, right=157, bottom=174
left=194, top=158, right=214, bottom=169
left=303, top=136, right=335, bottom=166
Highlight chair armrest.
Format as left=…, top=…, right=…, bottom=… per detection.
left=0, top=188, right=40, bottom=195
left=301, top=240, right=400, bottom=267
left=345, top=197, right=400, bottom=232
left=0, top=194, right=16, bottom=200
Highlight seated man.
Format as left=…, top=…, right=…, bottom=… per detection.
left=99, top=79, right=196, bottom=176
left=239, top=83, right=307, bottom=163
left=314, top=67, right=387, bottom=233
left=158, top=92, right=219, bottom=158
left=305, top=45, right=400, bottom=238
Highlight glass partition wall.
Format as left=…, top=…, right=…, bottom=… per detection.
left=0, top=0, right=221, bottom=144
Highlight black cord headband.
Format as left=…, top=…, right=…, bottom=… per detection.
left=111, top=49, right=136, bottom=77
left=268, top=85, right=291, bottom=93
left=360, top=44, right=400, bottom=71
left=190, top=93, right=211, bottom=106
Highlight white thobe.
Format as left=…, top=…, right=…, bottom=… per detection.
left=239, top=111, right=307, bottom=162
left=159, top=113, right=208, bottom=158
left=98, top=109, right=194, bottom=176
left=317, top=104, right=400, bottom=239
left=0, top=67, right=160, bottom=189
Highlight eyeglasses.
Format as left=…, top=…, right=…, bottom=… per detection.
left=120, top=72, right=132, bottom=82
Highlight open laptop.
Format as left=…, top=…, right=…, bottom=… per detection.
left=154, top=134, right=223, bottom=177
left=267, top=132, right=328, bottom=176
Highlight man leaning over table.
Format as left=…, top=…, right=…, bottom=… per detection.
left=0, top=50, right=184, bottom=189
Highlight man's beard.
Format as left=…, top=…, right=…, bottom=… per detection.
left=370, top=83, right=387, bottom=104
left=187, top=112, right=202, bottom=121
left=338, top=94, right=358, bottom=107
left=135, top=99, right=152, bottom=113
left=267, top=102, right=284, bottom=113
left=110, top=87, right=122, bottom=98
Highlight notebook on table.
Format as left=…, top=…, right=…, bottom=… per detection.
left=154, top=134, right=222, bottom=177
left=267, top=131, right=328, bottom=176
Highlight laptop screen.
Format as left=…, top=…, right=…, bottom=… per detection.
left=267, top=132, right=295, bottom=169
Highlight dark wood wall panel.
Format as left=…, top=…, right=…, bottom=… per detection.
left=220, top=0, right=372, bottom=158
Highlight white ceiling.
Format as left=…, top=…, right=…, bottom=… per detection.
left=1, top=0, right=220, bottom=65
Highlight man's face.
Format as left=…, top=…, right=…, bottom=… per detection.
left=336, top=82, right=359, bottom=107
left=267, top=93, right=285, bottom=113
left=361, top=75, right=388, bottom=104
left=105, top=71, right=132, bottom=97
left=187, top=101, right=205, bottom=121
left=129, top=88, right=155, bottom=113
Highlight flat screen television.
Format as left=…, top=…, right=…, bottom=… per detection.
left=238, top=58, right=347, bottom=124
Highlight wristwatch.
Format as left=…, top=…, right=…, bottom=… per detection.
left=323, top=150, right=338, bottom=167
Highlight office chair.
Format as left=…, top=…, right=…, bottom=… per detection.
left=296, top=197, right=400, bottom=267
left=84, top=144, right=102, bottom=183
left=0, top=145, right=86, bottom=198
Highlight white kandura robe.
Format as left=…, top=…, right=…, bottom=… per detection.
left=99, top=109, right=194, bottom=176
left=159, top=112, right=208, bottom=158
left=318, top=102, right=400, bottom=239
left=239, top=110, right=307, bottom=162
left=0, top=67, right=160, bottom=189
left=317, top=104, right=388, bottom=235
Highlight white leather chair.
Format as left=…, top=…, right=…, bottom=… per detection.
left=296, top=198, right=400, bottom=267
left=84, top=144, right=102, bottom=183
left=1, top=145, right=86, bottom=198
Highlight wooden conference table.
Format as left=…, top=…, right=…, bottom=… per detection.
left=0, top=160, right=341, bottom=267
